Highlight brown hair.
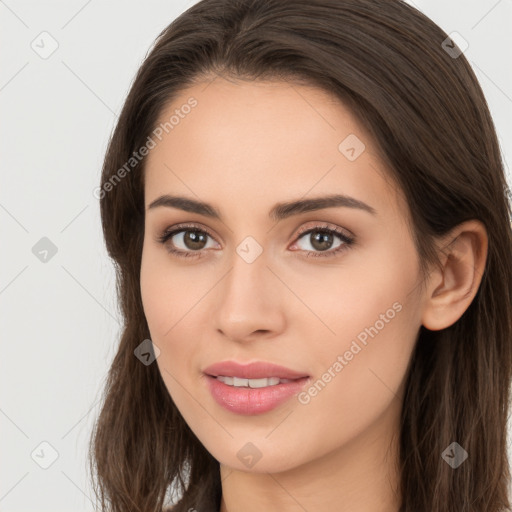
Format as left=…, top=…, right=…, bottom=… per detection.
left=89, top=1, right=512, bottom=511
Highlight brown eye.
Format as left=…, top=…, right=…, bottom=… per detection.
left=179, top=230, right=209, bottom=250
left=293, top=226, right=354, bottom=257
left=157, top=223, right=355, bottom=260
left=158, top=225, right=219, bottom=258
left=306, top=230, right=337, bottom=251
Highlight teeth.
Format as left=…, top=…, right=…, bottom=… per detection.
left=216, top=376, right=293, bottom=388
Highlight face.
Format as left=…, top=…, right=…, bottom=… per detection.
left=140, top=78, right=426, bottom=473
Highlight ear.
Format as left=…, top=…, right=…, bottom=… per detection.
left=421, top=220, right=488, bottom=331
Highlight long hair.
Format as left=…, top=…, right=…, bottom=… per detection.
left=89, top=1, right=512, bottom=510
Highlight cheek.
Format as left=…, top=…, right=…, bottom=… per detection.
left=140, top=244, right=196, bottom=336
left=297, top=308, right=418, bottom=450
left=140, top=251, right=170, bottom=336
left=290, top=292, right=420, bottom=466
left=140, top=245, right=209, bottom=381
left=298, top=238, right=421, bottom=399
left=140, top=256, right=191, bottom=407
left=298, top=235, right=419, bottom=354
left=300, top=245, right=420, bottom=421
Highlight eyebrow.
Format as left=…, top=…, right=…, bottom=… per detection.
left=147, top=193, right=377, bottom=221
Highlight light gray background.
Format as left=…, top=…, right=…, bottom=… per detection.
left=1, top=1, right=511, bottom=510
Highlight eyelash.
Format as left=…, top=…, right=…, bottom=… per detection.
left=156, top=222, right=355, bottom=260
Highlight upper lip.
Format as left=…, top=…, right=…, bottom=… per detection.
left=203, top=361, right=309, bottom=380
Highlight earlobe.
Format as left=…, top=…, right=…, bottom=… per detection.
left=421, top=220, right=488, bottom=331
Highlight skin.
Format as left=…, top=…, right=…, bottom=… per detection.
left=140, top=77, right=488, bottom=512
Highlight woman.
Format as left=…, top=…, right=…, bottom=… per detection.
left=89, top=1, right=512, bottom=511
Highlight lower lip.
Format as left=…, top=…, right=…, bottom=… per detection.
left=205, top=375, right=310, bottom=415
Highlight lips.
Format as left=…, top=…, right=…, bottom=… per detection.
left=203, top=360, right=309, bottom=380
left=202, top=361, right=309, bottom=415
left=202, top=361, right=311, bottom=414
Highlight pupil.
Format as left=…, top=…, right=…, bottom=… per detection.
left=185, top=230, right=207, bottom=250
left=311, top=231, right=332, bottom=251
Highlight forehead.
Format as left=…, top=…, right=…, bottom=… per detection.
left=143, top=78, right=406, bottom=223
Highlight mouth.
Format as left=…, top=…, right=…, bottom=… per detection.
left=212, top=375, right=297, bottom=388
left=203, top=360, right=309, bottom=380
left=202, top=361, right=310, bottom=415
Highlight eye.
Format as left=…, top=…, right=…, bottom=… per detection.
left=156, top=222, right=355, bottom=259
left=291, top=223, right=355, bottom=258
left=157, top=223, right=219, bottom=258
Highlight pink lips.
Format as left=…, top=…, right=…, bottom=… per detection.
left=203, top=360, right=310, bottom=415
left=203, top=360, right=309, bottom=380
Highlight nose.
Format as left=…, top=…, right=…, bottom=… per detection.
left=213, top=246, right=287, bottom=343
